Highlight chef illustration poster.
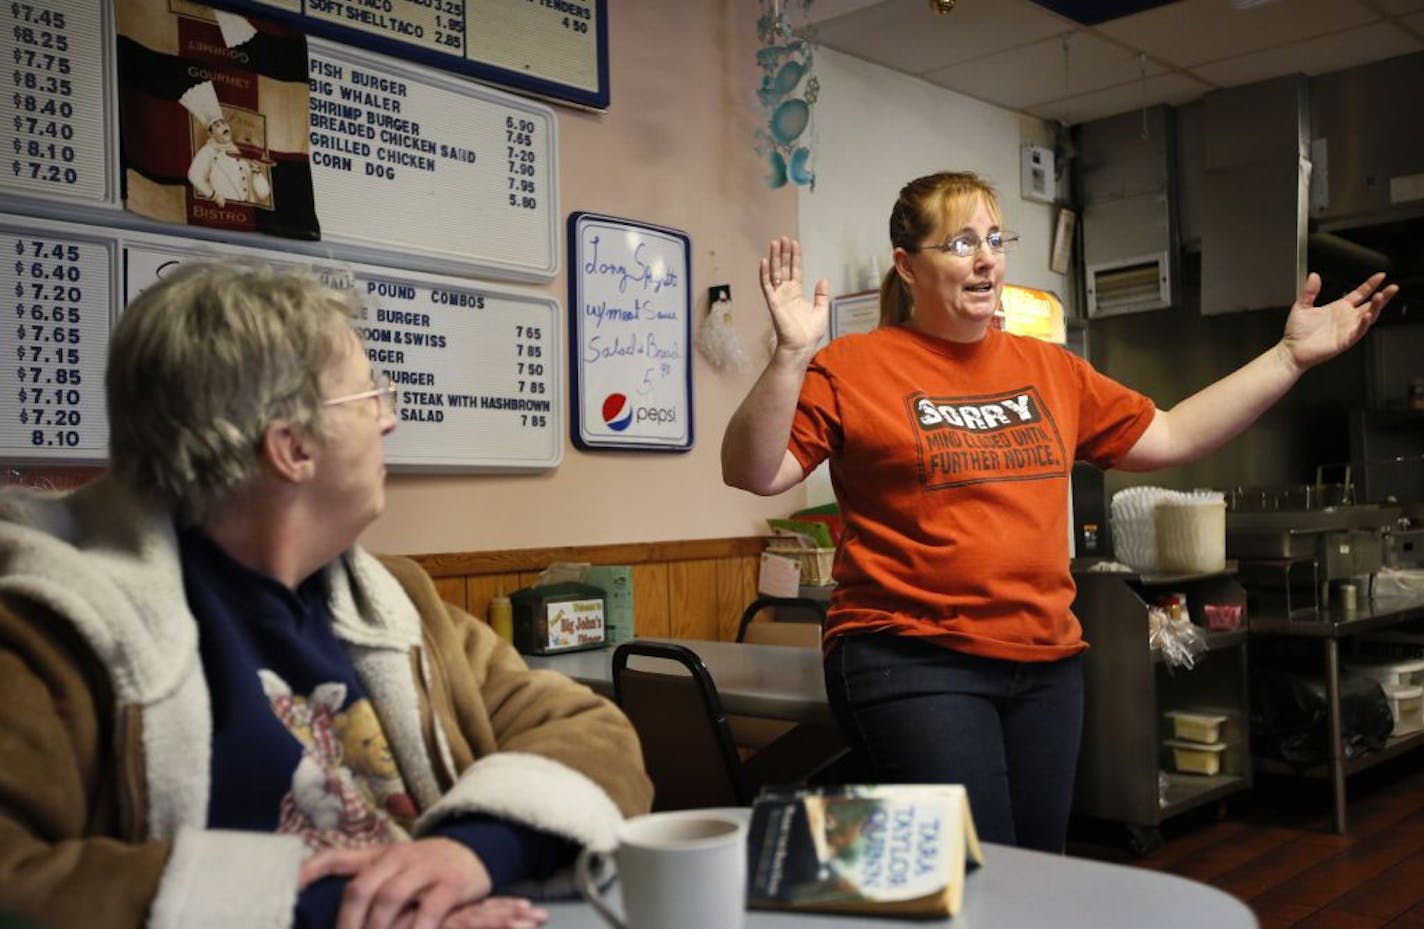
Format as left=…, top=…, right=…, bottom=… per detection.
left=115, top=0, right=320, bottom=241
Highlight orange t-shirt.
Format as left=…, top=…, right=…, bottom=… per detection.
left=788, top=325, right=1155, bottom=662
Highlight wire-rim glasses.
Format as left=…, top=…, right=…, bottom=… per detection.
left=323, top=372, right=399, bottom=417
left=916, top=229, right=1019, bottom=258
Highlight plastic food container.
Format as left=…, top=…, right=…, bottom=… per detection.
left=1164, top=739, right=1227, bottom=775
left=1202, top=603, right=1244, bottom=631
left=1164, top=710, right=1229, bottom=743
left=1345, top=657, right=1424, bottom=688
left=1381, top=683, right=1424, bottom=736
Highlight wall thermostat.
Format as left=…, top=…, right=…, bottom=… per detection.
left=1021, top=145, right=1056, bottom=203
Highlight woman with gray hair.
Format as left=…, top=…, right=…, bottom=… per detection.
left=0, top=262, right=651, bottom=929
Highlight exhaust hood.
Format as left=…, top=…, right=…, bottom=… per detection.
left=1308, top=51, right=1424, bottom=315
left=1196, top=55, right=1423, bottom=318
left=1198, top=75, right=1310, bottom=316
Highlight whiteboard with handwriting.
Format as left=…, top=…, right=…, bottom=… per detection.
left=568, top=212, right=691, bottom=451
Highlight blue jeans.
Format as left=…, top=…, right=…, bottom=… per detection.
left=824, top=634, right=1084, bottom=852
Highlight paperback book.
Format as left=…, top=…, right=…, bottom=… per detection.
left=746, top=783, right=983, bottom=919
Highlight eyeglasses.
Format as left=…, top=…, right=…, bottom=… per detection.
left=323, top=372, right=398, bottom=418
left=915, top=229, right=1019, bottom=258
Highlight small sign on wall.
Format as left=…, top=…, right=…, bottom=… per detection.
left=567, top=211, right=692, bottom=452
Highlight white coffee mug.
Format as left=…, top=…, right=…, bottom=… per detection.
left=576, top=810, right=747, bottom=929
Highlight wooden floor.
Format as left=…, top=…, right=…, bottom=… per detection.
left=1068, top=753, right=1424, bottom=928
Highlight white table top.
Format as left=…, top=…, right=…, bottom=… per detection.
left=524, top=638, right=835, bottom=725
left=541, top=837, right=1257, bottom=928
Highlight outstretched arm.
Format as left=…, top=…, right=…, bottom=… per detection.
left=721, top=237, right=830, bottom=495
left=1119, top=271, right=1398, bottom=471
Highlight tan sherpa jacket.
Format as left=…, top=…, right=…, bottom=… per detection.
left=0, top=475, right=652, bottom=929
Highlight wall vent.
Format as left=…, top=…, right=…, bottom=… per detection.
left=1075, top=105, right=1179, bottom=317
left=1085, top=253, right=1171, bottom=317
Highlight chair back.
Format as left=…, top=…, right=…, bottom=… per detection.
left=740, top=621, right=822, bottom=648
left=736, top=595, right=828, bottom=643
left=612, top=641, right=749, bottom=810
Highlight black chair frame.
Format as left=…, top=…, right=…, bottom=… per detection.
left=612, top=641, right=751, bottom=806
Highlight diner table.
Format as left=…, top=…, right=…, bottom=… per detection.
left=541, top=810, right=1258, bottom=928
left=524, top=637, right=836, bottom=726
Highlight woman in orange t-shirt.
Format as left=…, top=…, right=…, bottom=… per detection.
left=722, top=171, right=1397, bottom=851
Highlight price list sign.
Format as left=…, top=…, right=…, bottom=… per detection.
left=353, top=274, right=560, bottom=470
left=122, top=237, right=562, bottom=471
left=0, top=218, right=111, bottom=462
left=308, top=40, right=558, bottom=279
left=0, top=0, right=108, bottom=204
left=211, top=0, right=607, bottom=109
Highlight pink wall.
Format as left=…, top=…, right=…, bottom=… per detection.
left=363, top=1, right=802, bottom=555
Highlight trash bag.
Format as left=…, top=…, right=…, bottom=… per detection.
left=1250, top=666, right=1394, bottom=768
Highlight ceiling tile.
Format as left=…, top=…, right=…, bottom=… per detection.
left=809, top=0, right=1072, bottom=75
left=925, top=31, right=1169, bottom=109
left=1024, top=71, right=1211, bottom=124
left=1096, top=0, right=1379, bottom=68
left=1189, top=21, right=1423, bottom=86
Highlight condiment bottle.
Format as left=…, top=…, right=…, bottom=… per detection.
left=489, top=592, right=514, bottom=643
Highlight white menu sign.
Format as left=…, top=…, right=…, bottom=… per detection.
left=208, top=0, right=608, bottom=109
left=0, top=2, right=559, bottom=284
left=0, top=0, right=111, bottom=204
left=0, top=215, right=112, bottom=462
left=308, top=39, right=558, bottom=278
left=0, top=211, right=561, bottom=470
left=122, top=240, right=562, bottom=471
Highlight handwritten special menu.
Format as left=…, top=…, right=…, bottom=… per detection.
left=209, top=0, right=608, bottom=109
left=0, top=212, right=562, bottom=468
left=568, top=212, right=691, bottom=452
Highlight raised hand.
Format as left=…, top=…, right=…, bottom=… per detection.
left=760, top=236, right=830, bottom=355
left=1281, top=271, right=1398, bottom=371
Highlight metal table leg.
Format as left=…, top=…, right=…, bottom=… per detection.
left=1324, top=638, right=1347, bottom=833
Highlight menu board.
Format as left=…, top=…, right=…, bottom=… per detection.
left=0, top=212, right=561, bottom=470
left=0, top=217, right=113, bottom=461
left=308, top=38, right=557, bottom=276
left=0, top=0, right=113, bottom=204
left=568, top=212, right=691, bottom=452
left=0, top=1, right=559, bottom=284
left=207, top=0, right=609, bottom=109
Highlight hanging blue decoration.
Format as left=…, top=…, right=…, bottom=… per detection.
left=755, top=1, right=817, bottom=190
left=767, top=150, right=788, bottom=189
left=788, top=146, right=814, bottom=186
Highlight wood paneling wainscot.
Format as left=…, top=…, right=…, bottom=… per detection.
left=408, top=538, right=766, bottom=642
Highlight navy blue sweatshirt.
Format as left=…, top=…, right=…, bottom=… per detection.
left=178, top=527, right=574, bottom=927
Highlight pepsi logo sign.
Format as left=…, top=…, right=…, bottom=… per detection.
left=601, top=393, right=633, bottom=431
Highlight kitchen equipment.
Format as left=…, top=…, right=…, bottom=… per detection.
left=1226, top=503, right=1400, bottom=619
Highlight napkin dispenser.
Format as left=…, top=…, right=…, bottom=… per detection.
left=511, top=582, right=607, bottom=655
